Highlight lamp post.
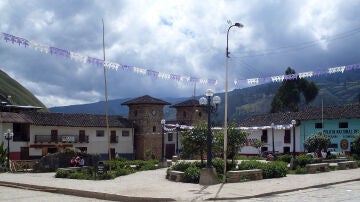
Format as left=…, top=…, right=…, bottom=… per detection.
left=271, top=123, right=275, bottom=154
left=160, top=119, right=166, bottom=164
left=290, top=120, right=297, bottom=170
left=224, top=22, right=243, bottom=179
left=199, top=89, right=221, bottom=185
left=175, top=123, right=179, bottom=155
left=4, top=129, right=13, bottom=171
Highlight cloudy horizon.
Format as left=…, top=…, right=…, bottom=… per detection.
left=1, top=0, right=360, bottom=107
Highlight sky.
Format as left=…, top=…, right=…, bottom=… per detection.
left=1, top=0, right=360, bottom=107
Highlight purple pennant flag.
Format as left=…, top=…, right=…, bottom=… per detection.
left=50, top=47, right=70, bottom=58
left=121, top=65, right=133, bottom=71
left=284, top=74, right=298, bottom=80
left=3, top=33, right=29, bottom=47
left=190, top=77, right=199, bottom=83
left=208, top=79, right=217, bottom=85
left=87, top=57, right=103, bottom=66
left=170, top=74, right=180, bottom=81
left=146, top=70, right=159, bottom=77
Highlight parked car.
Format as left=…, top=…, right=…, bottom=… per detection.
left=261, top=151, right=279, bottom=157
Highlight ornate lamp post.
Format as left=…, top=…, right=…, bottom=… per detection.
left=224, top=22, right=243, bottom=178
left=175, top=123, right=180, bottom=155
left=4, top=129, right=14, bottom=171
left=290, top=119, right=297, bottom=170
left=271, top=123, right=275, bottom=154
left=199, top=89, right=221, bottom=185
left=160, top=119, right=166, bottom=167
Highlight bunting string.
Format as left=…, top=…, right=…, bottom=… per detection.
left=234, top=63, right=360, bottom=86
left=2, top=32, right=359, bottom=88
left=163, top=123, right=294, bottom=131
left=1, top=32, right=218, bottom=86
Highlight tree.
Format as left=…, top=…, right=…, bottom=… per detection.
left=304, top=132, right=331, bottom=153
left=214, top=123, right=248, bottom=164
left=270, top=67, right=319, bottom=112
left=252, top=139, right=265, bottom=156
left=181, top=125, right=207, bottom=164
left=351, top=133, right=360, bottom=158
left=0, top=141, right=7, bottom=167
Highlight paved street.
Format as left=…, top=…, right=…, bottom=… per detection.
left=0, top=186, right=110, bottom=202
left=1, top=181, right=360, bottom=202
left=245, top=181, right=360, bottom=202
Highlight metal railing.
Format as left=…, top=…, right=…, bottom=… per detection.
left=34, top=135, right=89, bottom=143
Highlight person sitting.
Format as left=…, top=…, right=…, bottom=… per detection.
left=70, top=157, right=76, bottom=167
left=79, top=157, right=85, bottom=167
left=75, top=156, right=81, bottom=167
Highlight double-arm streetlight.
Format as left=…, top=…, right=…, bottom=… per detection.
left=4, top=129, right=14, bottom=170
left=224, top=22, right=243, bottom=177
left=290, top=119, right=297, bottom=170
left=199, top=89, right=221, bottom=168
left=160, top=119, right=166, bottom=163
left=271, top=123, right=275, bottom=154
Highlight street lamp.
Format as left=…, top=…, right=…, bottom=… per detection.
left=224, top=22, right=243, bottom=178
left=199, top=89, right=221, bottom=185
left=160, top=119, right=166, bottom=166
left=4, top=129, right=14, bottom=171
left=175, top=123, right=180, bottom=155
left=290, top=119, right=297, bottom=170
left=271, top=123, right=275, bottom=154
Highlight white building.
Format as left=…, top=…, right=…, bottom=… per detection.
left=1, top=111, right=134, bottom=160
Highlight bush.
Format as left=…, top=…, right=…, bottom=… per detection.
left=296, top=154, right=313, bottom=167
left=262, top=161, right=288, bottom=179
left=238, top=160, right=287, bottom=179
left=295, top=166, right=307, bottom=174
left=184, top=165, right=200, bottom=183
left=212, top=158, right=237, bottom=174
left=55, top=169, right=70, bottom=178
left=97, top=172, right=115, bottom=180
left=114, top=168, right=133, bottom=177
left=171, top=161, right=194, bottom=172
left=238, top=160, right=263, bottom=170
left=276, top=154, right=292, bottom=163
left=68, top=172, right=89, bottom=179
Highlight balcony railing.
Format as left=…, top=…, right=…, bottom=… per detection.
left=110, top=136, right=119, bottom=143
left=34, top=135, right=89, bottom=143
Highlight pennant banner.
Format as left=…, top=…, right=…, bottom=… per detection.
left=164, top=123, right=294, bottom=131
left=2, top=32, right=359, bottom=88
left=1, top=32, right=218, bottom=86
left=235, top=63, right=360, bottom=86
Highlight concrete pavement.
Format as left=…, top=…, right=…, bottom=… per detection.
left=1, top=167, right=360, bottom=201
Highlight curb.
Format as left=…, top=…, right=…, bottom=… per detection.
left=0, top=181, right=175, bottom=202
left=206, top=178, right=360, bottom=201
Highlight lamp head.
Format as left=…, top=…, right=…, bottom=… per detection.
left=199, top=97, right=207, bottom=105
left=205, top=89, right=214, bottom=97
left=234, top=23, right=244, bottom=28
left=161, top=119, right=166, bottom=125
left=213, top=96, right=221, bottom=105
left=291, top=120, right=296, bottom=125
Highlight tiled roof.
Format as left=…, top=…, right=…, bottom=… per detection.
left=0, top=112, right=32, bottom=123
left=239, top=111, right=300, bottom=127
left=121, top=95, right=171, bottom=106
left=240, top=103, right=360, bottom=127
left=21, top=112, right=132, bottom=128
left=298, top=104, right=360, bottom=120
left=170, top=99, right=201, bottom=108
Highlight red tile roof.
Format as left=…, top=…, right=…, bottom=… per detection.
left=121, top=95, right=171, bottom=106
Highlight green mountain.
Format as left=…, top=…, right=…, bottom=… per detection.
left=0, top=69, right=48, bottom=111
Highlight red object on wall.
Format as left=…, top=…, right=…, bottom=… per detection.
left=10, top=152, right=21, bottom=160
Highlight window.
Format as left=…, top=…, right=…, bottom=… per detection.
left=51, top=130, right=58, bottom=142
left=110, top=131, right=117, bottom=143
left=283, top=147, right=290, bottom=153
left=183, top=111, right=187, bottom=118
left=96, top=130, right=105, bottom=137
left=261, top=130, right=268, bottom=143
left=153, top=126, right=156, bottom=132
left=261, top=147, right=268, bottom=152
left=315, top=123, right=323, bottom=129
left=79, top=130, right=86, bottom=143
left=339, top=122, right=348, bottom=128
left=12, top=123, right=30, bottom=141
left=122, top=131, right=130, bottom=137
left=168, top=133, right=173, bottom=142
left=198, top=112, right=202, bottom=117
left=284, top=130, right=291, bottom=143
left=134, top=110, right=138, bottom=117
